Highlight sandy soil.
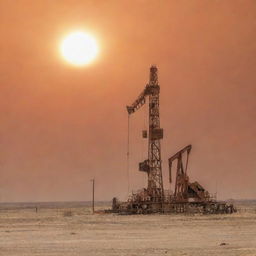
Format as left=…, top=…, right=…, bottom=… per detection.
left=0, top=203, right=255, bottom=256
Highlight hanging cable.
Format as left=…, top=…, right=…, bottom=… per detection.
left=126, top=114, right=130, bottom=196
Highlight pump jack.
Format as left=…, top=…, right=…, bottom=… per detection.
left=110, top=66, right=236, bottom=214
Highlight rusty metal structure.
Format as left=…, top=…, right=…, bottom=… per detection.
left=110, top=66, right=235, bottom=215
left=167, top=145, right=235, bottom=214
left=127, top=65, right=164, bottom=203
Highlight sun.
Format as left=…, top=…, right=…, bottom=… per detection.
left=60, top=31, right=99, bottom=66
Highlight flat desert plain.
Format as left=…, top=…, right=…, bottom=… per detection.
left=0, top=202, right=255, bottom=256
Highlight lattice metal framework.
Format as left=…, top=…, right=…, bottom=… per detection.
left=127, top=66, right=164, bottom=201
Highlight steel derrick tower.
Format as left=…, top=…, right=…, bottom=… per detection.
left=127, top=66, right=164, bottom=201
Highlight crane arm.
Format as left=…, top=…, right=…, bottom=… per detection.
left=126, top=85, right=152, bottom=114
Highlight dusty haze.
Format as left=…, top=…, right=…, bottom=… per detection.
left=0, top=0, right=255, bottom=202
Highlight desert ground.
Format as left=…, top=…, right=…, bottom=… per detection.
left=0, top=201, right=255, bottom=256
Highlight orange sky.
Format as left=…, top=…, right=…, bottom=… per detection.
left=0, top=0, right=255, bottom=202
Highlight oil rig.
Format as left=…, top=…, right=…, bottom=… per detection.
left=111, top=66, right=235, bottom=214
